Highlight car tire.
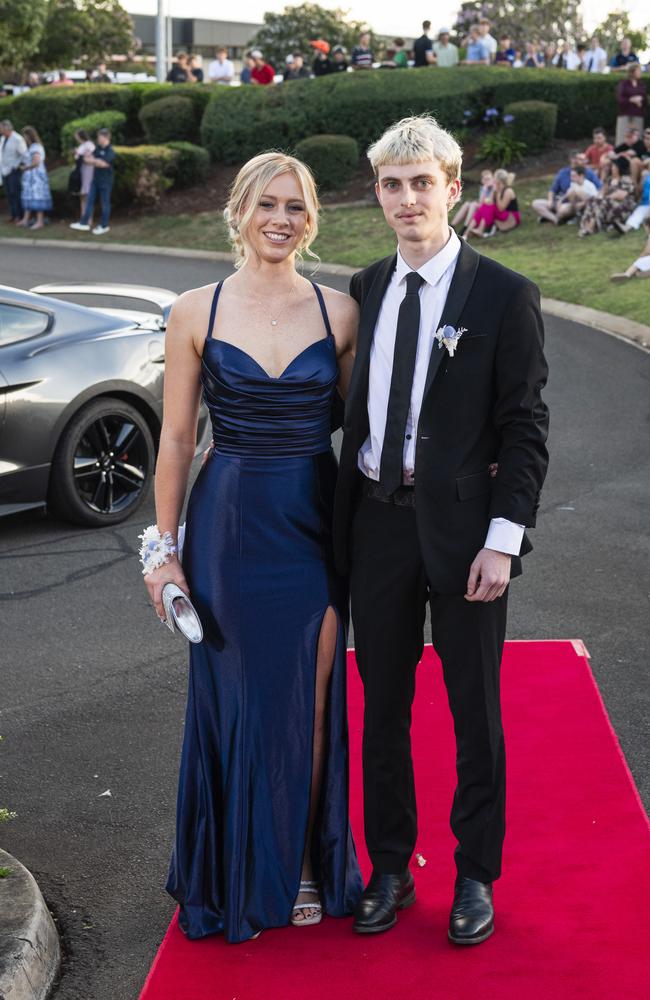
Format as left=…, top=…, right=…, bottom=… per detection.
left=48, top=397, right=155, bottom=527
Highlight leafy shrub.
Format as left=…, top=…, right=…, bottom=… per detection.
left=2, top=85, right=140, bottom=156
left=112, top=145, right=179, bottom=207
left=60, top=111, right=127, bottom=159
left=504, top=100, right=557, bottom=154
left=139, top=96, right=197, bottom=144
left=477, top=129, right=527, bottom=167
left=49, top=164, right=77, bottom=216
left=294, top=134, right=359, bottom=191
left=201, top=67, right=619, bottom=163
left=138, top=83, right=211, bottom=121
left=166, top=141, right=210, bottom=188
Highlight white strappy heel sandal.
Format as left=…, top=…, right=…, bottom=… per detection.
left=290, top=880, right=323, bottom=927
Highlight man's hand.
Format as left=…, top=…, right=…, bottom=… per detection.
left=465, top=548, right=511, bottom=602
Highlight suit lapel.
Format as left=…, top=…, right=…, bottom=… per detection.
left=347, top=254, right=396, bottom=416
left=422, top=240, right=481, bottom=401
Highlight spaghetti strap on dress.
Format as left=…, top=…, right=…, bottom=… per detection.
left=165, top=281, right=363, bottom=942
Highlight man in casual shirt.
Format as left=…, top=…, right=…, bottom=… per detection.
left=334, top=113, right=548, bottom=946
left=207, top=47, right=234, bottom=84
left=553, top=42, right=581, bottom=70
left=0, top=119, right=27, bottom=222
left=463, top=26, right=489, bottom=65
left=602, top=126, right=644, bottom=180
left=478, top=17, right=497, bottom=62
left=250, top=51, right=275, bottom=86
left=611, top=37, right=639, bottom=71
left=331, top=46, right=349, bottom=72
left=284, top=53, right=310, bottom=81
left=494, top=36, right=515, bottom=66
left=167, top=53, right=189, bottom=83
left=433, top=29, right=459, bottom=68
left=584, top=36, right=607, bottom=73
left=532, top=152, right=601, bottom=223
left=583, top=128, right=614, bottom=176
left=351, top=32, right=374, bottom=70
left=70, top=128, right=115, bottom=236
left=413, top=20, right=435, bottom=67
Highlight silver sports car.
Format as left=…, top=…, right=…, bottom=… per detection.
left=0, top=283, right=209, bottom=526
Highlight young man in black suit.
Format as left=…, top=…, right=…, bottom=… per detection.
left=333, top=115, right=549, bottom=944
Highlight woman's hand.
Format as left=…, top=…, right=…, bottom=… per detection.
left=143, top=556, right=191, bottom=621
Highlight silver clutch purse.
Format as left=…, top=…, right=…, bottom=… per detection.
left=161, top=582, right=203, bottom=644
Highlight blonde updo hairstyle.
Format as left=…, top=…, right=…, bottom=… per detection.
left=224, top=151, right=320, bottom=269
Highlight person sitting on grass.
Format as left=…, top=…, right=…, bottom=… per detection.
left=531, top=154, right=601, bottom=224
left=612, top=167, right=650, bottom=235
left=610, top=217, right=650, bottom=280
left=451, top=168, right=494, bottom=233
left=464, top=169, right=520, bottom=239
left=578, top=161, right=636, bottom=237
left=583, top=127, right=614, bottom=178
left=69, top=128, right=115, bottom=236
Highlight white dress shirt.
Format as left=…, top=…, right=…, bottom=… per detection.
left=208, top=59, right=234, bottom=82
left=0, top=131, right=27, bottom=177
left=358, top=228, right=524, bottom=556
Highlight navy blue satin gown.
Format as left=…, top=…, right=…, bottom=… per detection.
left=165, top=280, right=363, bottom=943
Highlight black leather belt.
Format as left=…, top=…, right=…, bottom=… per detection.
left=361, top=477, right=416, bottom=507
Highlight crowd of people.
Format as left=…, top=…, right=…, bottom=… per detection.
left=0, top=118, right=115, bottom=235
left=164, top=20, right=649, bottom=89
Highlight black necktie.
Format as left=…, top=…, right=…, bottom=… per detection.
left=379, top=271, right=424, bottom=496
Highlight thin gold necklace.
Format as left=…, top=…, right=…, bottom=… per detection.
left=250, top=279, right=297, bottom=328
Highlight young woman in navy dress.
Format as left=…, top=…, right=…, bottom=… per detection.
left=143, top=152, right=362, bottom=942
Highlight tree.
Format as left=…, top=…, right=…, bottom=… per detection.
left=34, top=0, right=134, bottom=70
left=454, top=1, right=583, bottom=45
left=0, top=0, right=48, bottom=75
left=250, top=3, right=372, bottom=69
left=593, top=10, right=649, bottom=59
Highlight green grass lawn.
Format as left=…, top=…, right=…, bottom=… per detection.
left=5, top=176, right=649, bottom=326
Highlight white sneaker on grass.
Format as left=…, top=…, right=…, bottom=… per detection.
left=70, top=222, right=90, bottom=231
left=92, top=225, right=110, bottom=235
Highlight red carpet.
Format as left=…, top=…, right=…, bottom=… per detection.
left=140, top=641, right=649, bottom=1000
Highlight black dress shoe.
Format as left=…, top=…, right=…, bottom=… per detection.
left=353, top=869, right=415, bottom=934
left=448, top=876, right=494, bottom=945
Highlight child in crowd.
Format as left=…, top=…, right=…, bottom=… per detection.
left=610, top=218, right=650, bottom=280
left=69, top=127, right=115, bottom=236
left=451, top=169, right=494, bottom=233
left=465, top=169, right=519, bottom=238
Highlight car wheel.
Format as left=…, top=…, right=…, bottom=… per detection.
left=48, top=397, right=155, bottom=527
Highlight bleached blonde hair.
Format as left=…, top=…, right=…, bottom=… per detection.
left=224, top=151, right=320, bottom=269
left=367, top=114, right=462, bottom=185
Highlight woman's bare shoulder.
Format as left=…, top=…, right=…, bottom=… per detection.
left=316, top=282, right=359, bottom=322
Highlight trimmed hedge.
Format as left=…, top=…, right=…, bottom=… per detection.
left=201, top=67, right=620, bottom=163
left=0, top=85, right=140, bottom=156
left=60, top=111, right=127, bottom=158
left=504, top=100, right=557, bottom=155
left=112, top=145, right=179, bottom=207
left=138, top=83, right=211, bottom=120
left=294, top=134, right=359, bottom=191
left=166, top=141, right=210, bottom=188
left=139, top=96, right=196, bottom=144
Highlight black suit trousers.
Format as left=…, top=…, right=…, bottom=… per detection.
left=350, top=495, right=507, bottom=883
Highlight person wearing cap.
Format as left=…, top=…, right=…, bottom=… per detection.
left=351, top=31, right=374, bottom=70
left=285, top=53, right=311, bottom=81
left=433, top=28, right=459, bottom=68
left=250, top=50, right=275, bottom=86
left=311, top=39, right=332, bottom=76
left=331, top=46, right=349, bottom=73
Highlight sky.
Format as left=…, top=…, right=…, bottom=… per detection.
left=122, top=1, right=649, bottom=38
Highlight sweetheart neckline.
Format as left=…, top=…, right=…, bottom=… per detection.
left=203, top=332, right=333, bottom=381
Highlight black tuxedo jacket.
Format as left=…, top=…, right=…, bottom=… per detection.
left=332, top=240, right=550, bottom=594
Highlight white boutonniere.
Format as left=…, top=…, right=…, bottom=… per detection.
left=435, top=324, right=467, bottom=358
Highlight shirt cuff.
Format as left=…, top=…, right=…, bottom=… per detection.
left=484, top=518, right=525, bottom=556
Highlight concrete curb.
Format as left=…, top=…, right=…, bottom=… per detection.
left=541, top=297, right=650, bottom=350
left=0, top=849, right=60, bottom=1000
left=2, top=236, right=648, bottom=346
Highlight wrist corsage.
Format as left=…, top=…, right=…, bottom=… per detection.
left=138, top=525, right=177, bottom=576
